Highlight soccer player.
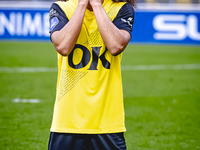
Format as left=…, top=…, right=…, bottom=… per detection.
left=48, top=0, right=135, bottom=149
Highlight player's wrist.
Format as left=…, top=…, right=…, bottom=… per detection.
left=78, top=1, right=88, bottom=8
left=90, top=3, right=102, bottom=9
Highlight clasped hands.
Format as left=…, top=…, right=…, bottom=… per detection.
left=80, top=0, right=103, bottom=7
left=57, top=0, right=103, bottom=8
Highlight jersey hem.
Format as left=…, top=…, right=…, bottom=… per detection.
left=50, top=127, right=126, bottom=134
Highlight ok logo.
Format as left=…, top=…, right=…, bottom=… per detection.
left=68, top=44, right=110, bottom=70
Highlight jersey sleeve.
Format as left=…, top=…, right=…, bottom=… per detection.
left=112, top=3, right=135, bottom=35
left=49, top=3, right=69, bottom=36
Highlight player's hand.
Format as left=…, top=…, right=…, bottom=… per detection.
left=56, top=0, right=88, bottom=7
left=78, top=0, right=89, bottom=6
left=89, top=0, right=102, bottom=7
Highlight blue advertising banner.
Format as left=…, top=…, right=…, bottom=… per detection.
left=131, top=10, right=200, bottom=45
left=0, top=8, right=49, bottom=40
left=0, top=4, right=200, bottom=45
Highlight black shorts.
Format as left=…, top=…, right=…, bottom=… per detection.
left=48, top=132, right=126, bottom=150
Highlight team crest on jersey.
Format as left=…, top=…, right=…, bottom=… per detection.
left=50, top=17, right=59, bottom=31
left=49, top=8, right=58, bottom=17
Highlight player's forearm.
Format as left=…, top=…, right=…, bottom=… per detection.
left=51, top=3, right=87, bottom=56
left=91, top=4, right=130, bottom=55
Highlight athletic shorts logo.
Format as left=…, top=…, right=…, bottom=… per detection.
left=50, top=17, right=59, bottom=31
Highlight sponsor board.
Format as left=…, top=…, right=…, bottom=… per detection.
left=0, top=9, right=49, bottom=40
left=0, top=4, right=199, bottom=44
left=132, top=11, right=200, bottom=44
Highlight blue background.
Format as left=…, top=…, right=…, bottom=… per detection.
left=0, top=7, right=200, bottom=45
left=132, top=11, right=200, bottom=45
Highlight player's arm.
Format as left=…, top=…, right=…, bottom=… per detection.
left=50, top=0, right=88, bottom=56
left=90, top=1, right=134, bottom=56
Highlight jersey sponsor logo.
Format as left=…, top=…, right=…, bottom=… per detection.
left=50, top=17, right=59, bottom=31
left=68, top=44, right=110, bottom=70
left=121, top=17, right=133, bottom=27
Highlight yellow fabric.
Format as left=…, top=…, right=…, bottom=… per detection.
left=51, top=0, right=126, bottom=134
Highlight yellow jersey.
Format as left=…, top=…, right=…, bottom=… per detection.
left=49, top=0, right=134, bottom=134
